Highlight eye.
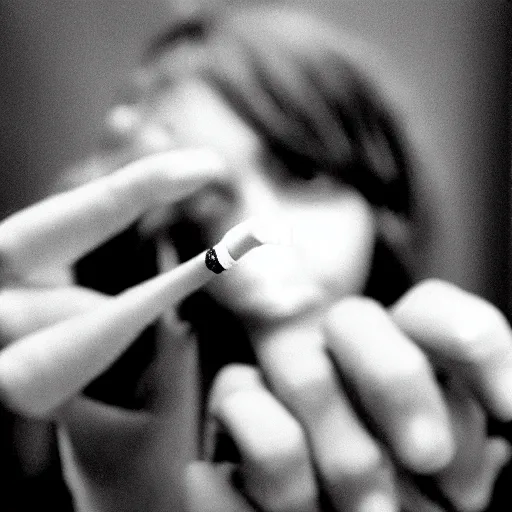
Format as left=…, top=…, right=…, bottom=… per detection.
left=260, top=150, right=346, bottom=201
left=260, top=149, right=319, bottom=187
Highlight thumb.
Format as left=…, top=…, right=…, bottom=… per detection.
left=436, top=380, right=511, bottom=512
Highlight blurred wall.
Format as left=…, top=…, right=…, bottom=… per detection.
left=0, top=0, right=194, bottom=214
left=0, top=0, right=509, bottom=307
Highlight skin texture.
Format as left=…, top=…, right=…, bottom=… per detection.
left=140, top=79, right=511, bottom=512
left=0, top=148, right=227, bottom=511
left=0, top=26, right=510, bottom=512
left=0, top=131, right=510, bottom=512
left=152, top=79, right=377, bottom=320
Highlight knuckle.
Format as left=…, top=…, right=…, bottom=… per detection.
left=323, top=439, right=385, bottom=487
left=279, top=359, right=334, bottom=414
left=215, top=364, right=261, bottom=388
left=411, top=278, right=453, bottom=297
left=250, top=424, right=309, bottom=479
left=447, top=302, right=510, bottom=364
left=394, top=278, right=512, bottom=366
left=209, top=364, right=262, bottom=412
left=377, top=346, right=431, bottom=385
left=370, top=349, right=433, bottom=406
left=392, top=278, right=456, bottom=318
left=326, top=297, right=385, bottom=334
left=353, top=344, right=434, bottom=416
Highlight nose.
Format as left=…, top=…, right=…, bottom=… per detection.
left=233, top=169, right=285, bottom=225
left=209, top=171, right=326, bottom=324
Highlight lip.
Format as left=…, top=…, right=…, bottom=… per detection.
left=227, top=281, right=326, bottom=327
left=206, top=244, right=327, bottom=325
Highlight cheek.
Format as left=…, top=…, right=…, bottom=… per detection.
left=291, top=192, right=376, bottom=299
left=205, top=190, right=376, bottom=320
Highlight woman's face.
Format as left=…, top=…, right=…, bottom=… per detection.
left=109, top=78, right=377, bottom=325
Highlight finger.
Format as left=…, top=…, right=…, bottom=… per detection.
left=436, top=381, right=511, bottom=511
left=472, top=438, right=511, bottom=510
left=0, top=218, right=269, bottom=418
left=186, top=461, right=256, bottom=512
left=208, top=364, right=320, bottom=512
left=397, top=437, right=510, bottom=512
left=324, top=297, right=455, bottom=474
left=254, top=321, right=397, bottom=512
left=391, top=279, right=512, bottom=421
left=441, top=438, right=510, bottom=512
left=434, top=379, right=488, bottom=511
left=0, top=286, right=107, bottom=344
left=0, top=149, right=224, bottom=280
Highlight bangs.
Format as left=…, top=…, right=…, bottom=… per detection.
left=145, top=6, right=412, bottom=215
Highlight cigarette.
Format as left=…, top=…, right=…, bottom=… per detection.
left=0, top=217, right=287, bottom=417
left=0, top=149, right=222, bottom=280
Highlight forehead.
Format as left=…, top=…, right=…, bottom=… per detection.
left=148, top=78, right=261, bottom=165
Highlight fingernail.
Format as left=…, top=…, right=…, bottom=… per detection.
left=357, top=491, right=397, bottom=512
left=402, top=415, right=454, bottom=473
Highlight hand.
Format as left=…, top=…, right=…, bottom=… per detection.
left=191, top=280, right=512, bottom=512
left=0, top=149, right=224, bottom=511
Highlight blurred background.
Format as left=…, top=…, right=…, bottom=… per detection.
left=0, top=0, right=509, bottom=309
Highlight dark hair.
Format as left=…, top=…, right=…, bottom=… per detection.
left=145, top=6, right=411, bottom=216
left=76, top=4, right=431, bottom=407
left=144, top=5, right=431, bottom=297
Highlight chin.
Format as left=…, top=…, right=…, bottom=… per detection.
left=225, top=283, right=326, bottom=326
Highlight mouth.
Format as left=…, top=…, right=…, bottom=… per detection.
left=204, top=244, right=327, bottom=326
left=208, top=275, right=326, bottom=332
left=240, top=282, right=325, bottom=324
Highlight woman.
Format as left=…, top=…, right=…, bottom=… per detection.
left=0, top=4, right=510, bottom=512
